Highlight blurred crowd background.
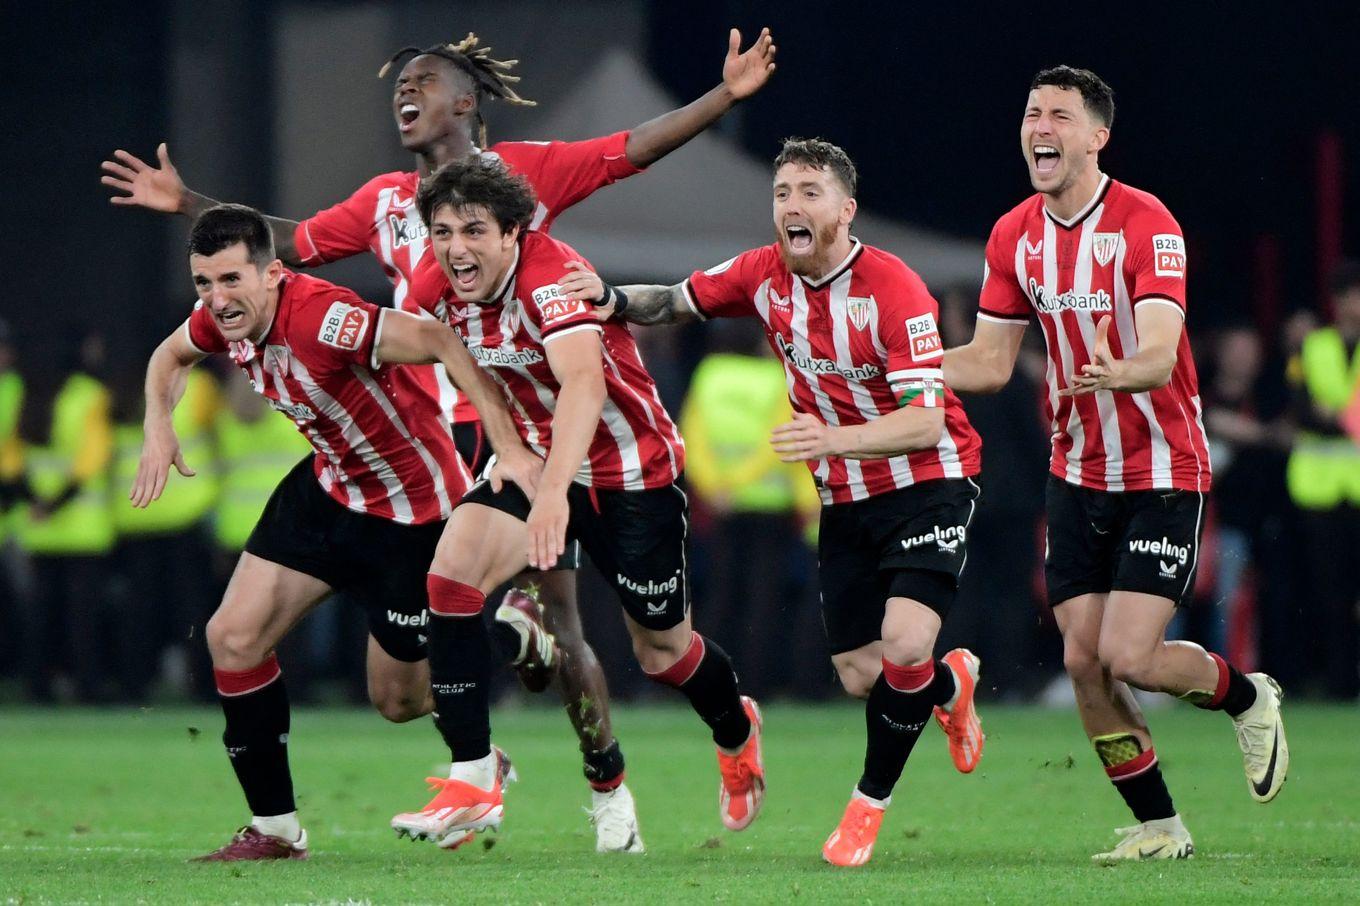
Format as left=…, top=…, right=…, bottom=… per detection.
left=2, top=1, right=1359, bottom=705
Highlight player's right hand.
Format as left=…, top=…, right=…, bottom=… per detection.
left=101, top=143, right=186, bottom=213
left=525, top=490, right=569, bottom=571
left=489, top=446, right=544, bottom=502
left=558, top=261, right=606, bottom=305
left=130, top=425, right=195, bottom=508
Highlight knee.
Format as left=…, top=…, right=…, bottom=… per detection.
left=632, top=629, right=689, bottom=675
left=832, top=654, right=879, bottom=700
left=1062, top=640, right=1104, bottom=686
left=370, top=685, right=430, bottom=723
left=204, top=614, right=267, bottom=670
left=1099, top=642, right=1153, bottom=689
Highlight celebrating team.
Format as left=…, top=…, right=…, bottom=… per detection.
left=102, top=28, right=1289, bottom=868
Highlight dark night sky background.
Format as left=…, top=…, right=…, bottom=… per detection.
left=6, top=1, right=1359, bottom=380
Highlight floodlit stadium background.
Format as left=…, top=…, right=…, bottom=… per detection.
left=3, top=0, right=1360, bottom=706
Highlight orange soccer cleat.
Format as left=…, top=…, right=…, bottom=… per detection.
left=391, top=773, right=503, bottom=849
left=716, top=696, right=765, bottom=831
left=821, top=795, right=885, bottom=867
left=932, top=648, right=985, bottom=773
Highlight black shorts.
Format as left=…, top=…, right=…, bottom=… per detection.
left=245, top=457, right=443, bottom=662
left=453, top=421, right=582, bottom=572
left=817, top=478, right=981, bottom=655
left=1044, top=475, right=1206, bottom=608
left=459, top=478, right=690, bottom=630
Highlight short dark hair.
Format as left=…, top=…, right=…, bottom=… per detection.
left=417, top=157, right=538, bottom=234
left=773, top=137, right=858, bottom=197
left=1031, top=65, right=1115, bottom=127
left=1330, top=259, right=1360, bottom=298
left=188, top=203, right=275, bottom=268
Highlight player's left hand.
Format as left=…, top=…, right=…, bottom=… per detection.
left=771, top=411, right=841, bottom=462
left=489, top=446, right=544, bottom=501
left=526, top=489, right=570, bottom=570
left=1062, top=316, right=1124, bottom=396
left=558, top=261, right=606, bottom=305
left=722, top=27, right=777, bottom=100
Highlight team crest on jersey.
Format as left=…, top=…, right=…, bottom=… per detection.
left=846, top=295, right=876, bottom=332
left=1092, top=232, right=1121, bottom=268
left=501, top=302, right=523, bottom=336
left=1152, top=234, right=1186, bottom=278
left=905, top=313, right=943, bottom=362
left=264, top=344, right=291, bottom=376
left=318, top=301, right=369, bottom=351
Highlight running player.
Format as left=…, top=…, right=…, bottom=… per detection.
left=134, top=203, right=539, bottom=860
left=943, top=66, right=1288, bottom=862
left=101, top=30, right=776, bottom=850
left=577, top=138, right=987, bottom=867
left=386, top=158, right=763, bottom=849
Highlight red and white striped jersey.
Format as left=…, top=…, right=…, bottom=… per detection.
left=292, top=132, right=641, bottom=426
left=978, top=176, right=1211, bottom=493
left=684, top=240, right=982, bottom=506
left=440, top=231, right=684, bottom=490
left=185, top=271, right=471, bottom=525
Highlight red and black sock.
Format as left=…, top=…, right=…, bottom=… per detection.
left=645, top=632, right=750, bottom=750
left=1197, top=653, right=1258, bottom=717
left=426, top=574, right=493, bottom=763
left=1105, top=747, right=1176, bottom=822
left=216, top=654, right=294, bottom=817
left=583, top=740, right=626, bottom=792
left=857, top=658, right=954, bottom=801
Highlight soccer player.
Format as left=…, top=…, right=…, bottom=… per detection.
left=577, top=138, right=987, bottom=868
left=135, top=203, right=540, bottom=861
left=386, top=158, right=764, bottom=848
left=101, top=29, right=776, bottom=849
left=943, top=66, right=1289, bottom=861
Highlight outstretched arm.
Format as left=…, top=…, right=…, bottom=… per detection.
left=1063, top=306, right=1181, bottom=396
left=623, top=28, right=776, bottom=168
left=771, top=408, right=946, bottom=462
left=132, top=325, right=206, bottom=508
left=942, top=318, right=1027, bottom=394
left=101, top=143, right=304, bottom=264
left=555, top=264, right=698, bottom=327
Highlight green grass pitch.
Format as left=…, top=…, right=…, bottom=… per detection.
left=1, top=702, right=1357, bottom=903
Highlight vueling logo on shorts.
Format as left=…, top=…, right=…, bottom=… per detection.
left=1129, top=536, right=1191, bottom=579
left=387, top=610, right=428, bottom=628
left=616, top=572, right=680, bottom=597
left=901, top=524, right=966, bottom=554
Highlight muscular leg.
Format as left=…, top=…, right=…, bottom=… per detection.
left=365, top=635, right=432, bottom=723
left=1098, top=591, right=1221, bottom=696
left=631, top=611, right=751, bottom=750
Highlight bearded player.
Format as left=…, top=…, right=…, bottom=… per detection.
left=102, top=28, right=776, bottom=851
left=386, top=158, right=764, bottom=849
left=944, top=66, right=1288, bottom=862
left=577, top=138, right=987, bottom=867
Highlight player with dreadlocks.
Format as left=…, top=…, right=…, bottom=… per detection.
left=102, top=27, right=777, bottom=855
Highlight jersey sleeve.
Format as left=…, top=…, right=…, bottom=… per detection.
left=297, top=290, right=384, bottom=370
left=877, top=265, right=948, bottom=409
left=681, top=249, right=767, bottom=320
left=519, top=243, right=603, bottom=344
left=184, top=302, right=229, bottom=355
left=1124, top=209, right=1187, bottom=314
left=292, top=177, right=385, bottom=266
left=493, top=133, right=641, bottom=220
left=976, top=219, right=1032, bottom=325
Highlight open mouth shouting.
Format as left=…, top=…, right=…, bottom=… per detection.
left=784, top=222, right=815, bottom=254
left=216, top=308, right=246, bottom=330
left=397, top=102, right=421, bottom=133
left=1032, top=143, right=1061, bottom=175
left=448, top=261, right=480, bottom=293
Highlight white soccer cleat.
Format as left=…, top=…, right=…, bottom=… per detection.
left=1232, top=673, right=1289, bottom=803
left=1092, top=818, right=1194, bottom=863
left=588, top=783, right=645, bottom=853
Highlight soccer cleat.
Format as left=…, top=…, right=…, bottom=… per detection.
left=190, top=826, right=309, bottom=862
left=588, top=783, right=645, bottom=853
left=716, top=696, right=765, bottom=831
left=821, top=795, right=885, bottom=867
left=1092, top=820, right=1194, bottom=863
left=391, top=775, right=503, bottom=848
left=932, top=648, right=985, bottom=773
left=495, top=587, right=558, bottom=693
left=1232, top=673, right=1289, bottom=803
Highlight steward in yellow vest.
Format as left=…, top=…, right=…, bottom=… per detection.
left=1286, top=325, right=1360, bottom=509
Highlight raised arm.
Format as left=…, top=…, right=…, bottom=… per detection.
left=555, top=264, right=698, bottom=327
left=942, top=318, right=1028, bottom=393
left=623, top=28, right=776, bottom=168
left=132, top=323, right=207, bottom=507
left=101, top=144, right=304, bottom=264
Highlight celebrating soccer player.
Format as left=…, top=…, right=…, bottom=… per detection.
left=386, top=158, right=764, bottom=848
left=578, top=138, right=986, bottom=867
left=101, top=28, right=776, bottom=850
left=134, top=204, right=541, bottom=860
left=943, top=66, right=1288, bottom=861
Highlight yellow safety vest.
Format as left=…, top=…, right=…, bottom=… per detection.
left=17, top=373, right=115, bottom=555
left=1286, top=327, right=1360, bottom=509
left=112, top=370, right=221, bottom=536
left=0, top=372, right=22, bottom=543
left=213, top=408, right=311, bottom=551
left=680, top=353, right=801, bottom=513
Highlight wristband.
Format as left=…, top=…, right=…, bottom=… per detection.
left=593, top=283, right=629, bottom=318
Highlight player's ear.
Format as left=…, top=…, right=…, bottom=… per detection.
left=454, top=92, right=477, bottom=116
left=1091, top=126, right=1110, bottom=154
left=501, top=223, right=521, bottom=250
left=263, top=258, right=284, bottom=289
left=840, top=196, right=858, bottom=227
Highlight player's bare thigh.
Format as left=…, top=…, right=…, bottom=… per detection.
left=205, top=551, right=332, bottom=671
left=831, top=596, right=941, bottom=698
left=366, top=634, right=432, bottom=723
left=1053, top=592, right=1108, bottom=678
left=431, top=502, right=532, bottom=593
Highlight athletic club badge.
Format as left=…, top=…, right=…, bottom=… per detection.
left=846, top=294, right=876, bottom=331
left=1092, top=232, right=1121, bottom=268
